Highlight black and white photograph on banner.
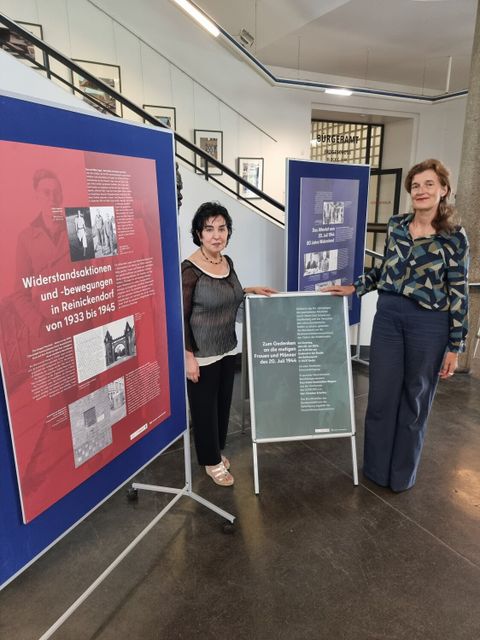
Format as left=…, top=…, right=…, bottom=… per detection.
left=108, top=377, right=126, bottom=422
left=323, top=201, right=345, bottom=225
left=92, top=206, right=118, bottom=258
left=303, top=251, right=320, bottom=275
left=73, top=316, right=136, bottom=383
left=102, top=317, right=136, bottom=369
left=303, top=249, right=338, bottom=275
left=65, top=207, right=95, bottom=261
left=68, top=376, right=126, bottom=468
left=319, top=249, right=338, bottom=272
left=103, top=316, right=137, bottom=369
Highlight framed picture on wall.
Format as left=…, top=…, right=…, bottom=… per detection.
left=194, top=129, right=223, bottom=175
left=237, top=157, right=264, bottom=199
left=72, top=60, right=122, bottom=116
left=143, top=105, right=176, bottom=130
left=0, top=21, right=47, bottom=70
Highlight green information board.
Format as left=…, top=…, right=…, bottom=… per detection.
left=246, top=293, right=355, bottom=440
left=246, top=293, right=358, bottom=492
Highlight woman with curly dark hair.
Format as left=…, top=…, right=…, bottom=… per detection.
left=323, top=159, right=469, bottom=492
left=182, top=202, right=276, bottom=486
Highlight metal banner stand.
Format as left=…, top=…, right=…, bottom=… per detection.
left=38, top=431, right=235, bottom=640
left=131, top=431, right=236, bottom=524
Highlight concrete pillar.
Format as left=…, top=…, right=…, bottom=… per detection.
left=455, top=0, right=480, bottom=372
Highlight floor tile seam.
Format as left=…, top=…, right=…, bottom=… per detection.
left=364, top=488, right=480, bottom=571
left=299, top=440, right=480, bottom=572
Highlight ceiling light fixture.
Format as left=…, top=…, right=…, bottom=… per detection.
left=171, top=0, right=220, bottom=37
left=325, top=88, right=353, bottom=96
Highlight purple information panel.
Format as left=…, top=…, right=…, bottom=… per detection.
left=286, top=160, right=370, bottom=325
left=299, top=177, right=359, bottom=291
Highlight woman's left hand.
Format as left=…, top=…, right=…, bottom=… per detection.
left=244, top=286, right=278, bottom=296
left=439, top=351, right=458, bottom=379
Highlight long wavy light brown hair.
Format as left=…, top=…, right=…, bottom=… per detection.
left=404, top=158, right=457, bottom=234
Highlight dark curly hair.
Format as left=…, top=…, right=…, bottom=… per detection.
left=190, top=201, right=233, bottom=247
left=404, top=158, right=457, bottom=234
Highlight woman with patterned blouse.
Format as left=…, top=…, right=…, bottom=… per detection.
left=323, top=159, right=469, bottom=492
left=182, top=202, right=276, bottom=486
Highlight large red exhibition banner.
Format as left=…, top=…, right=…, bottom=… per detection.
left=0, top=141, right=171, bottom=522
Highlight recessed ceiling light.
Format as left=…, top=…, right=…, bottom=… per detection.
left=171, top=0, right=220, bottom=37
left=325, top=88, right=353, bottom=96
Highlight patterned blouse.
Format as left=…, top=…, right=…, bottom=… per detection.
left=354, top=213, right=469, bottom=352
left=182, top=256, right=244, bottom=358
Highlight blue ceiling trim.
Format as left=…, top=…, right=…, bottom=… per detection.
left=218, top=25, right=468, bottom=104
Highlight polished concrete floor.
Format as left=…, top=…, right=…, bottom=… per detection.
left=1, top=361, right=480, bottom=640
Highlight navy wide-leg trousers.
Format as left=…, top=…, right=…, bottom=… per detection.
left=363, top=293, right=449, bottom=492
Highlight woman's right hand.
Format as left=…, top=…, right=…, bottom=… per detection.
left=320, top=284, right=356, bottom=296
left=185, top=350, right=200, bottom=383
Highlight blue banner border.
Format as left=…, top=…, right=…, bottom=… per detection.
left=0, top=94, right=185, bottom=588
left=285, top=159, right=370, bottom=325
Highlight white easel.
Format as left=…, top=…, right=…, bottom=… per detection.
left=245, top=293, right=359, bottom=494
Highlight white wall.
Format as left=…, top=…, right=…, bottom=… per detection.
left=0, top=0, right=468, bottom=217
left=0, top=48, right=94, bottom=110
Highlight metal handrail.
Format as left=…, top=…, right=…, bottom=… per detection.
left=0, top=13, right=284, bottom=222
left=365, top=249, right=383, bottom=262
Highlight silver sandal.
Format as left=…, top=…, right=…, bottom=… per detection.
left=205, top=462, right=234, bottom=486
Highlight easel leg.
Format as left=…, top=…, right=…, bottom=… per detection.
left=241, top=313, right=248, bottom=434
left=183, top=429, right=192, bottom=490
left=351, top=435, right=359, bottom=485
left=253, top=441, right=260, bottom=494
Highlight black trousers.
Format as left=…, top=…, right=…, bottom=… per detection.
left=364, top=293, right=449, bottom=492
left=187, top=355, right=236, bottom=466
